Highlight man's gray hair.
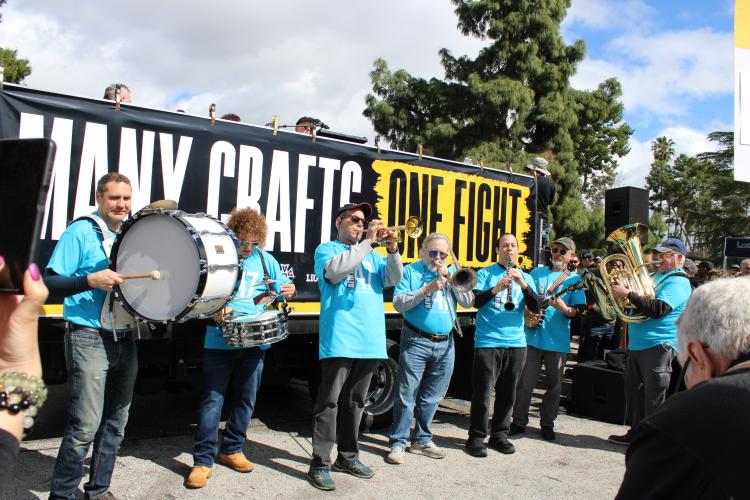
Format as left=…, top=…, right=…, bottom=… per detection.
left=103, top=83, right=131, bottom=100
left=677, top=277, right=750, bottom=362
left=421, top=232, right=451, bottom=250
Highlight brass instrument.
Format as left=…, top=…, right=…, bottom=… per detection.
left=444, top=248, right=478, bottom=338
left=600, top=223, right=655, bottom=323
left=504, top=255, right=515, bottom=311
left=448, top=248, right=478, bottom=293
left=378, top=216, right=423, bottom=243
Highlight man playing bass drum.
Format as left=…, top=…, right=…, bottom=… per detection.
left=511, top=237, right=586, bottom=441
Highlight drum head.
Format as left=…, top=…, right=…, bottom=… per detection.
left=114, top=214, right=201, bottom=321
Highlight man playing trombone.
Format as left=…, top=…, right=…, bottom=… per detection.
left=466, top=234, right=541, bottom=457
left=386, top=233, right=474, bottom=465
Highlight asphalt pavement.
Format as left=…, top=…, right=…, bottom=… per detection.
left=6, top=374, right=628, bottom=499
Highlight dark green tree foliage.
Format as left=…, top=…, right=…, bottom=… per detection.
left=0, top=0, right=32, bottom=84
left=364, top=0, right=632, bottom=243
left=645, top=132, right=750, bottom=261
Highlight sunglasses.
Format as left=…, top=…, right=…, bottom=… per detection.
left=428, top=250, right=449, bottom=260
left=342, top=215, right=367, bottom=225
left=550, top=247, right=570, bottom=256
left=239, top=240, right=259, bottom=247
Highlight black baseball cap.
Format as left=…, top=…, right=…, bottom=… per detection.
left=697, top=261, right=714, bottom=270
left=336, top=202, right=372, bottom=219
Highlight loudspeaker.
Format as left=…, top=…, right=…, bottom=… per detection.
left=570, top=361, right=626, bottom=425
left=604, top=187, right=649, bottom=237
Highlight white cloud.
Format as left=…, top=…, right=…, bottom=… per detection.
left=572, top=29, right=733, bottom=120
left=564, top=0, right=655, bottom=32
left=616, top=126, right=718, bottom=188
left=0, top=0, right=486, bottom=142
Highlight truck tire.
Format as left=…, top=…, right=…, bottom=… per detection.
left=306, top=339, right=400, bottom=431
left=361, top=339, right=400, bottom=431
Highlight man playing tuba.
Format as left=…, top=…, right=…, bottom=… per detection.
left=607, top=237, right=692, bottom=446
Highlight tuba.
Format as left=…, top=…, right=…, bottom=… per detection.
left=599, top=223, right=655, bottom=323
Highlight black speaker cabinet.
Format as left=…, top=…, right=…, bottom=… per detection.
left=604, top=187, right=649, bottom=237
left=570, top=361, right=626, bottom=425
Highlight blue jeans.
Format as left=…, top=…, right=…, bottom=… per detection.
left=389, top=327, right=455, bottom=448
left=50, top=328, right=138, bottom=500
left=192, top=347, right=265, bottom=467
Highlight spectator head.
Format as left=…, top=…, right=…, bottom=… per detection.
left=740, top=259, right=750, bottom=277
left=524, top=156, right=551, bottom=177
left=683, top=258, right=698, bottom=277
left=295, top=116, right=319, bottom=135
left=677, top=278, right=750, bottom=388
left=103, top=83, right=132, bottom=103
left=697, top=260, right=714, bottom=280
left=221, top=113, right=241, bottom=122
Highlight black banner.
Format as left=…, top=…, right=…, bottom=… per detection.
left=0, top=84, right=537, bottom=312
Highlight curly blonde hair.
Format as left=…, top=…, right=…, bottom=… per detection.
left=227, top=207, right=267, bottom=246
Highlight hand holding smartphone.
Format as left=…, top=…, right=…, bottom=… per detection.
left=0, top=138, right=56, bottom=294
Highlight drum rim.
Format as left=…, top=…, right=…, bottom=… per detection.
left=111, top=210, right=242, bottom=323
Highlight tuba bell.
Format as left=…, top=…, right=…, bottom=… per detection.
left=599, top=223, right=655, bottom=323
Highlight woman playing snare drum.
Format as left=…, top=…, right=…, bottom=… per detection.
left=187, top=208, right=295, bottom=489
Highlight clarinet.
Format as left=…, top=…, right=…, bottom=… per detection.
left=504, top=255, right=515, bottom=311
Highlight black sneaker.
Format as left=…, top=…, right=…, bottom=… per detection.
left=508, top=423, right=526, bottom=436
left=465, top=439, right=488, bottom=458
left=331, top=458, right=374, bottom=479
left=488, top=436, right=516, bottom=454
left=541, top=426, right=555, bottom=441
left=608, top=433, right=631, bottom=446
left=307, top=467, right=336, bottom=491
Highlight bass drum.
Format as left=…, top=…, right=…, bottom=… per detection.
left=110, top=209, right=241, bottom=323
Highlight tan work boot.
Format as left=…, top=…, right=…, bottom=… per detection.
left=186, top=466, right=212, bottom=488
left=217, top=452, right=255, bottom=473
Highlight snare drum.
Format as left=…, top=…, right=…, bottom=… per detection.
left=111, top=210, right=241, bottom=322
left=217, top=310, right=289, bottom=347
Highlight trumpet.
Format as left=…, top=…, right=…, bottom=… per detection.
left=376, top=216, right=423, bottom=244
left=504, top=255, right=515, bottom=310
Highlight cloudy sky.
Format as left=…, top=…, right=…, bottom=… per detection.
left=0, top=0, right=734, bottom=188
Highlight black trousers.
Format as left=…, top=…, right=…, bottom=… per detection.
left=310, top=357, right=377, bottom=468
left=468, top=347, right=527, bottom=442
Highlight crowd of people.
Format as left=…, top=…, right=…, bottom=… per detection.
left=0, top=91, right=748, bottom=499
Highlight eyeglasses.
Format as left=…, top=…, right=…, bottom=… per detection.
left=550, top=247, right=569, bottom=255
left=342, top=215, right=367, bottom=225
left=239, top=240, right=259, bottom=247
left=428, top=250, right=449, bottom=260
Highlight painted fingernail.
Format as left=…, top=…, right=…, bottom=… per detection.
left=29, top=262, right=41, bottom=281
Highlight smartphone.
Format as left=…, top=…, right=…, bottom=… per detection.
left=0, top=138, right=56, bottom=293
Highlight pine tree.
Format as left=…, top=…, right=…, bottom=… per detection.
left=364, top=0, right=631, bottom=242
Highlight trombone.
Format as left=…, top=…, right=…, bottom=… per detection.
left=443, top=248, right=478, bottom=338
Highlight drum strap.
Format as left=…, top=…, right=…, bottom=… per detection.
left=257, top=248, right=271, bottom=290
left=76, top=214, right=134, bottom=337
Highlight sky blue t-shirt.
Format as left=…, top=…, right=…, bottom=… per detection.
left=525, top=267, right=586, bottom=353
left=205, top=250, right=291, bottom=350
left=474, top=263, right=537, bottom=348
left=46, top=213, right=115, bottom=328
left=395, top=261, right=457, bottom=335
left=315, top=240, right=390, bottom=359
left=628, top=269, right=692, bottom=351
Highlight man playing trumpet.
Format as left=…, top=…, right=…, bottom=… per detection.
left=308, top=202, right=403, bottom=491
left=386, top=233, right=474, bottom=465
left=466, top=234, right=541, bottom=457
